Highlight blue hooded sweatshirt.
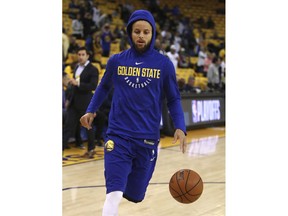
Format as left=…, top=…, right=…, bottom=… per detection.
left=86, top=10, right=186, bottom=142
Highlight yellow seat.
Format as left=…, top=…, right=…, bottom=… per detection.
left=92, top=62, right=102, bottom=75
left=195, top=77, right=208, bottom=90
left=101, top=57, right=109, bottom=66
left=65, top=53, right=77, bottom=65
left=190, top=57, right=198, bottom=65
left=76, top=39, right=85, bottom=47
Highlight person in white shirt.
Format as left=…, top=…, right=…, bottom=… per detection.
left=91, top=2, right=101, bottom=27
left=72, top=13, right=84, bottom=39
left=196, top=45, right=207, bottom=73
left=166, top=45, right=179, bottom=72
left=207, top=56, right=221, bottom=90
left=173, top=31, right=182, bottom=53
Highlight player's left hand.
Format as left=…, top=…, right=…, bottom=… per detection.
left=173, top=129, right=187, bottom=154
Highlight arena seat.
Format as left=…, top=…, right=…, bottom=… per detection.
left=92, top=62, right=103, bottom=75
left=194, top=77, right=208, bottom=90
left=101, top=57, right=109, bottom=66
left=65, top=53, right=77, bottom=65
left=76, top=39, right=85, bottom=47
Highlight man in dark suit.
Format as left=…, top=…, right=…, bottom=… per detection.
left=63, top=47, right=99, bottom=158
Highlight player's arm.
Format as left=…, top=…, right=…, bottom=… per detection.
left=173, top=129, right=186, bottom=153
left=80, top=112, right=96, bottom=130
left=163, top=59, right=187, bottom=153
left=85, top=55, right=115, bottom=114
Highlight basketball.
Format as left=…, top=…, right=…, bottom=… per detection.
left=169, top=169, right=203, bottom=204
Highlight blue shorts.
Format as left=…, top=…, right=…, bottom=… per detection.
left=103, top=134, right=159, bottom=203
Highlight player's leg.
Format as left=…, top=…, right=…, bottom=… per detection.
left=123, top=143, right=158, bottom=202
left=102, top=191, right=123, bottom=216
left=102, top=135, right=133, bottom=215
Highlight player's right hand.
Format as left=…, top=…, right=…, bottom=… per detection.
left=80, top=112, right=96, bottom=130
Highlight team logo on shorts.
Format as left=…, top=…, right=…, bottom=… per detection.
left=105, top=140, right=114, bottom=152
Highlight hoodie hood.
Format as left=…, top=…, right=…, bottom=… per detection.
left=126, top=10, right=156, bottom=54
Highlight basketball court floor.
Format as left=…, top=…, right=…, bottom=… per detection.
left=62, top=127, right=225, bottom=215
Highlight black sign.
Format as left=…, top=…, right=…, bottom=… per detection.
left=161, top=92, right=225, bottom=135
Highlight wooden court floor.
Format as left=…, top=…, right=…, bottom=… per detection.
left=63, top=127, right=225, bottom=216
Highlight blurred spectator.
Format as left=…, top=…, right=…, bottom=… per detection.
left=181, top=20, right=197, bottom=56
left=207, top=56, right=221, bottom=90
left=184, top=76, right=201, bottom=93
left=82, top=11, right=97, bottom=39
left=195, top=27, right=206, bottom=50
left=206, top=16, right=215, bottom=29
left=177, top=78, right=186, bottom=92
left=92, top=31, right=103, bottom=65
left=91, top=1, right=101, bottom=28
left=220, top=56, right=226, bottom=79
left=219, top=56, right=226, bottom=91
left=62, top=71, right=70, bottom=160
left=68, top=0, right=80, bottom=19
left=154, top=38, right=161, bottom=51
left=68, top=35, right=80, bottom=54
left=113, top=24, right=122, bottom=39
left=147, top=0, right=161, bottom=14
left=172, top=31, right=182, bottom=53
left=100, top=23, right=115, bottom=57
left=196, top=16, right=205, bottom=28
left=203, top=52, right=215, bottom=76
left=196, top=45, right=207, bottom=73
left=171, top=5, right=181, bottom=17
left=177, top=18, right=185, bottom=35
left=166, top=45, right=179, bottom=71
left=154, top=38, right=167, bottom=56
left=212, top=29, right=221, bottom=40
left=206, top=42, right=219, bottom=57
left=121, top=2, right=134, bottom=23
left=119, top=26, right=129, bottom=51
left=85, top=34, right=94, bottom=62
left=118, top=4, right=128, bottom=24
left=62, top=71, right=71, bottom=124
left=62, top=28, right=70, bottom=62
left=95, top=6, right=114, bottom=27
left=161, top=25, right=172, bottom=45
left=71, top=13, right=84, bottom=39
left=178, top=48, right=192, bottom=68
left=160, top=41, right=168, bottom=56
left=63, top=47, right=99, bottom=157
left=78, top=0, right=91, bottom=20
left=162, top=4, right=171, bottom=14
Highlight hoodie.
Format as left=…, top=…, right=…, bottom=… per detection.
left=86, top=10, right=186, bottom=143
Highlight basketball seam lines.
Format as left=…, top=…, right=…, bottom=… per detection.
left=173, top=172, right=203, bottom=199
left=169, top=175, right=182, bottom=197
left=187, top=177, right=202, bottom=194
left=181, top=170, right=193, bottom=203
left=177, top=178, right=203, bottom=198
left=176, top=172, right=185, bottom=203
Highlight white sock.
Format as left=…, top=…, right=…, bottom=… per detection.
left=102, top=191, right=123, bottom=216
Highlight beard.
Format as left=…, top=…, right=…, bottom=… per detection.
left=132, top=40, right=151, bottom=53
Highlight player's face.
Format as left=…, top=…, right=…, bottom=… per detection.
left=77, top=50, right=89, bottom=65
left=131, top=20, right=152, bottom=53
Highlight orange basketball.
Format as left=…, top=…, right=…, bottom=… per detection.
left=169, top=169, right=203, bottom=204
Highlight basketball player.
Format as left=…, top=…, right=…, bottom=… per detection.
left=80, top=10, right=187, bottom=216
